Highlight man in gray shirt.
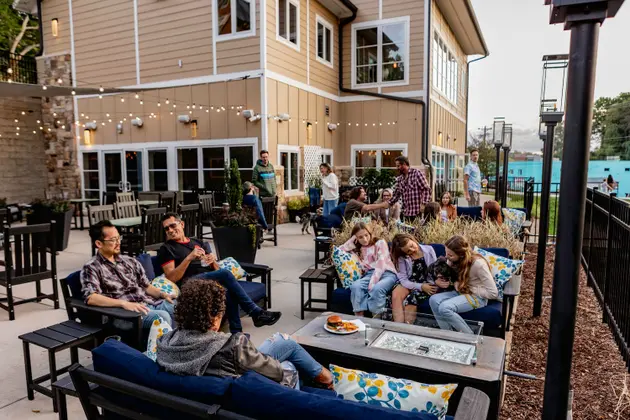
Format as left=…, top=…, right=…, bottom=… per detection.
left=343, top=186, right=385, bottom=219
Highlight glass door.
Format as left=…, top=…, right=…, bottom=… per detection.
left=103, top=151, right=124, bottom=204
left=124, top=150, right=143, bottom=193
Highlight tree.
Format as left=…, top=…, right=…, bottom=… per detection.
left=591, top=92, right=630, bottom=158
left=467, top=134, right=496, bottom=179
left=540, top=123, right=564, bottom=159
left=0, top=1, right=40, bottom=56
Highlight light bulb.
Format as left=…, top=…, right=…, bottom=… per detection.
left=120, top=98, right=124, bottom=102
left=106, top=113, right=110, bottom=117
left=42, top=85, right=47, bottom=90
left=99, top=86, right=104, bottom=92
left=140, top=100, right=143, bottom=105
left=165, top=99, right=170, bottom=104
left=99, top=95, right=102, bottom=99
left=71, top=90, right=76, bottom=95
left=135, top=94, right=139, bottom=99
left=157, top=102, right=161, bottom=107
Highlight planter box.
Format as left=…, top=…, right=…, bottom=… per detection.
left=287, top=209, right=306, bottom=223
left=27, top=208, right=73, bottom=251
left=212, top=225, right=259, bottom=264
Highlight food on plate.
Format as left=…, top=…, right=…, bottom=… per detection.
left=342, top=322, right=358, bottom=332
left=326, top=315, right=343, bottom=330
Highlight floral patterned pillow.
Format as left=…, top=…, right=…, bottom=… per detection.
left=474, top=247, right=524, bottom=301
left=145, top=316, right=171, bottom=362
left=332, top=246, right=364, bottom=288
left=351, top=216, right=373, bottom=225
left=502, top=208, right=526, bottom=237
left=218, top=257, right=248, bottom=280
left=151, top=275, right=180, bottom=298
left=330, top=364, right=457, bottom=420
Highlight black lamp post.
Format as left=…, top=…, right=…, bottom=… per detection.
left=492, top=118, right=505, bottom=201
left=500, top=125, right=513, bottom=208
left=542, top=1, right=624, bottom=418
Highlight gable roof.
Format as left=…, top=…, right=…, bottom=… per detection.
left=435, top=0, right=489, bottom=56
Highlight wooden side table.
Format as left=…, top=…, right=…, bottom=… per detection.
left=299, top=268, right=335, bottom=319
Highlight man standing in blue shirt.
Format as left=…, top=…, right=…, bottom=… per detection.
left=464, top=149, right=482, bottom=207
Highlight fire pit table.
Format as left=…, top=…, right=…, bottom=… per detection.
left=292, top=312, right=506, bottom=419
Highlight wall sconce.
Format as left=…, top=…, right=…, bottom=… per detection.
left=191, top=120, right=198, bottom=138
left=131, top=117, right=143, bottom=127
left=51, top=19, right=59, bottom=37
left=276, top=113, right=290, bottom=122
left=178, top=114, right=191, bottom=123
left=83, top=129, right=91, bottom=144
left=116, top=123, right=123, bottom=134
left=84, top=121, right=97, bottom=130
left=327, top=123, right=337, bottom=131
left=438, top=131, right=443, bottom=146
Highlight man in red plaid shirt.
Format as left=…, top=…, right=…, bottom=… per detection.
left=374, top=156, right=432, bottom=223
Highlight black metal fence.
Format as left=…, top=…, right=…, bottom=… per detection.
left=0, top=50, right=38, bottom=84
left=522, top=180, right=561, bottom=240
left=434, top=180, right=462, bottom=201
left=582, top=188, right=630, bottom=370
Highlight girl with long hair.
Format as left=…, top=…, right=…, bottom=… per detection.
left=422, top=202, right=441, bottom=223
left=439, top=191, right=457, bottom=222
left=482, top=200, right=503, bottom=225
left=340, top=222, right=397, bottom=316
left=374, top=188, right=401, bottom=224
left=429, top=235, right=498, bottom=334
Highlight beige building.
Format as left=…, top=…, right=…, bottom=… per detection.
left=28, top=0, right=487, bottom=203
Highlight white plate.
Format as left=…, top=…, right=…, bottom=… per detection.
left=324, top=322, right=359, bottom=335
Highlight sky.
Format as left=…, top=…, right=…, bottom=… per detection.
left=467, top=0, right=630, bottom=153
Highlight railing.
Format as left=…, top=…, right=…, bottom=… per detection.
left=582, top=188, right=630, bottom=370
left=0, top=50, right=38, bottom=84
left=434, top=180, right=462, bottom=200
left=522, top=180, right=561, bottom=240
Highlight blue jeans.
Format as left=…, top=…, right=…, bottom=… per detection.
left=191, top=270, right=262, bottom=333
left=350, top=269, right=398, bottom=314
left=323, top=199, right=338, bottom=217
left=258, top=332, right=323, bottom=384
left=142, top=299, right=176, bottom=329
left=429, top=290, right=487, bottom=334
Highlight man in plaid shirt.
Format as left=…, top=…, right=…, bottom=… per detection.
left=374, top=156, right=432, bottom=222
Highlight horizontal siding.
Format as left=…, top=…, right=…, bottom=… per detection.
left=41, top=0, right=71, bottom=56
left=429, top=99, right=465, bottom=155
left=72, top=0, right=136, bottom=86
left=267, top=0, right=308, bottom=84
left=216, top=0, right=261, bottom=74
left=308, top=1, right=339, bottom=95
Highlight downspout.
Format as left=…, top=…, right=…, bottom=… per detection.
left=464, top=54, right=489, bottom=149
left=36, top=0, right=44, bottom=57
left=338, top=1, right=433, bottom=185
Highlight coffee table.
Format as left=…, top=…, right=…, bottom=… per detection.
left=292, top=312, right=506, bottom=419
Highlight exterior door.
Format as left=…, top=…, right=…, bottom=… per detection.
left=124, top=150, right=143, bottom=193
left=102, top=150, right=144, bottom=202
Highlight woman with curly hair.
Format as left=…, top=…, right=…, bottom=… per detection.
left=156, top=279, right=332, bottom=389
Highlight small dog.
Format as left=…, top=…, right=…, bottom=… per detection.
left=297, top=208, right=322, bottom=235
left=427, top=257, right=457, bottom=292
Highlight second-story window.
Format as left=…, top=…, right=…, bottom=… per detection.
left=277, top=0, right=300, bottom=50
left=215, top=0, right=255, bottom=41
left=432, top=32, right=459, bottom=104
left=351, top=17, right=409, bottom=88
left=316, top=16, right=333, bottom=67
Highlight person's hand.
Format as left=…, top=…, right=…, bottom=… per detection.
left=160, top=292, right=175, bottom=303
left=454, top=281, right=461, bottom=292
left=204, top=253, right=217, bottom=265
left=435, top=277, right=450, bottom=289
left=465, top=192, right=470, bottom=201
left=121, top=301, right=150, bottom=315
left=421, top=283, right=438, bottom=295
left=186, top=246, right=205, bottom=262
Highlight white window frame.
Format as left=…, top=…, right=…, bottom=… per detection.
left=320, top=148, right=334, bottom=166
left=351, top=16, right=410, bottom=89
left=278, top=145, right=301, bottom=194
left=146, top=148, right=169, bottom=191
left=432, top=31, right=458, bottom=105
left=82, top=152, right=100, bottom=200
left=351, top=143, right=408, bottom=176
left=276, top=0, right=300, bottom=51
left=315, top=15, right=334, bottom=68
left=213, top=0, right=256, bottom=42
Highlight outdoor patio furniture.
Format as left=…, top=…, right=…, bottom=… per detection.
left=0, top=222, right=59, bottom=320
left=260, top=196, right=278, bottom=246
left=115, top=192, right=135, bottom=203
left=299, top=268, right=335, bottom=319
left=137, top=191, right=161, bottom=202
left=456, top=206, right=483, bottom=221
left=114, top=200, right=141, bottom=219
left=159, top=191, right=177, bottom=211
left=89, top=339, right=488, bottom=420
left=199, top=193, right=216, bottom=240
left=178, top=203, right=201, bottom=239
left=51, top=364, right=95, bottom=420
left=314, top=236, right=332, bottom=268
left=0, top=207, right=7, bottom=251
left=70, top=198, right=99, bottom=231
left=87, top=204, right=115, bottom=227
left=18, top=321, right=100, bottom=415
left=140, top=206, right=168, bottom=252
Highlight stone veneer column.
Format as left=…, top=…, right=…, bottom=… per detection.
left=36, top=53, right=81, bottom=199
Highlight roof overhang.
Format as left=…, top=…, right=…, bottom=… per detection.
left=318, top=0, right=357, bottom=19
left=0, top=82, right=140, bottom=98
left=12, top=0, right=38, bottom=15
left=435, top=0, right=489, bottom=56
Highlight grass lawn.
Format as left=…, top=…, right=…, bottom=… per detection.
left=507, top=195, right=559, bottom=235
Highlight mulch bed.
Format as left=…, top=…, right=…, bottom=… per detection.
left=501, top=245, right=629, bottom=419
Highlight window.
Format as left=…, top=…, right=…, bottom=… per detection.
left=82, top=152, right=100, bottom=200
left=178, top=145, right=254, bottom=192
left=432, top=151, right=446, bottom=184
left=279, top=147, right=300, bottom=191
left=148, top=150, right=168, bottom=191
left=352, top=17, right=409, bottom=88
left=352, top=145, right=406, bottom=176
left=277, top=0, right=299, bottom=50
left=177, top=148, right=200, bottom=192
left=321, top=149, right=333, bottom=166
left=215, top=0, right=255, bottom=41
left=448, top=155, right=457, bottom=186
left=432, top=31, right=458, bottom=104
left=518, top=169, right=523, bottom=176
left=316, top=16, right=333, bottom=67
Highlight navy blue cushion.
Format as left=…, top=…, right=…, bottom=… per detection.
left=230, top=371, right=437, bottom=420
left=331, top=287, right=354, bottom=315
left=418, top=299, right=503, bottom=330
left=151, top=255, right=163, bottom=277
left=92, top=340, right=233, bottom=403
left=330, top=203, right=347, bottom=218
left=456, top=206, right=482, bottom=221
left=430, top=244, right=445, bottom=257
left=136, top=253, right=155, bottom=280
left=301, top=386, right=337, bottom=397
left=65, top=270, right=83, bottom=299
left=482, top=247, right=509, bottom=258
left=238, top=280, right=266, bottom=302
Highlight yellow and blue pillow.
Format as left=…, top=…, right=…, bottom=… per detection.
left=218, top=257, right=248, bottom=280
left=474, top=247, right=524, bottom=301
left=146, top=316, right=171, bottom=362
left=502, top=208, right=526, bottom=237
left=330, top=364, right=457, bottom=420
left=151, top=275, right=180, bottom=298
left=332, top=246, right=364, bottom=288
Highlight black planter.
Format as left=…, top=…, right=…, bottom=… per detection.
left=27, top=208, right=73, bottom=251
left=287, top=209, right=303, bottom=223
left=212, top=225, right=259, bottom=264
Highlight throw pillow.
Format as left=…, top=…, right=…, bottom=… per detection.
left=332, top=246, right=363, bottom=288
left=474, top=247, right=524, bottom=301
left=330, top=364, right=457, bottom=420
left=351, top=216, right=373, bottom=225
left=151, top=275, right=180, bottom=298
left=218, top=257, right=248, bottom=280
left=502, top=208, right=526, bottom=237
left=145, top=316, right=172, bottom=362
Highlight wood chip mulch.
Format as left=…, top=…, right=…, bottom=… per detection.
left=501, top=245, right=629, bottom=419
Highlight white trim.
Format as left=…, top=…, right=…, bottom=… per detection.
left=260, top=0, right=268, bottom=152
left=116, top=70, right=263, bottom=90
left=351, top=16, right=411, bottom=90
left=378, top=0, right=382, bottom=20
left=213, top=0, right=257, bottom=42
left=430, top=97, right=466, bottom=124
left=35, top=51, right=71, bottom=59
left=431, top=145, right=457, bottom=155
left=277, top=145, right=302, bottom=193
left=315, top=15, right=334, bottom=69
left=350, top=143, right=409, bottom=176
left=260, top=0, right=267, bottom=70
left=423, top=0, right=429, bottom=95
left=431, top=30, right=459, bottom=106
left=133, top=0, right=140, bottom=84
left=306, top=0, right=310, bottom=84
left=320, top=148, right=334, bottom=166
left=276, top=0, right=301, bottom=52
left=68, top=0, right=83, bottom=198
left=79, top=138, right=257, bottom=152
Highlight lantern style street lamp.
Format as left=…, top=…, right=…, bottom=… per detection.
left=492, top=117, right=505, bottom=201
left=500, top=125, right=513, bottom=208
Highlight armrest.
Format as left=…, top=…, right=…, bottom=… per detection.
left=453, top=387, right=490, bottom=420
left=502, top=273, right=522, bottom=297
left=240, top=263, right=272, bottom=275
left=522, top=220, right=532, bottom=228
left=68, top=298, right=142, bottom=320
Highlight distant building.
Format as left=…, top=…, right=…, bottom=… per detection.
left=511, top=153, right=542, bottom=162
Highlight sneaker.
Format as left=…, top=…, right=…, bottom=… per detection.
left=253, top=310, right=282, bottom=327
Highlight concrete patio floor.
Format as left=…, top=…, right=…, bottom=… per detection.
left=0, top=223, right=324, bottom=419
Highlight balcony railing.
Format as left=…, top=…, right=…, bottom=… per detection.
left=0, top=50, right=38, bottom=84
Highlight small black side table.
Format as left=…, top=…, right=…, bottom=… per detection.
left=314, top=236, right=332, bottom=269
left=299, top=268, right=335, bottom=319
left=51, top=364, right=96, bottom=420
left=19, top=321, right=101, bottom=413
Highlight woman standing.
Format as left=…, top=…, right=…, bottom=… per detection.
left=429, top=235, right=498, bottom=334
left=320, top=163, right=339, bottom=216
left=374, top=188, right=401, bottom=224
left=439, top=191, right=457, bottom=222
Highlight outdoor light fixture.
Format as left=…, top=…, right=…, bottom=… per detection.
left=502, top=125, right=513, bottom=149
left=83, top=129, right=91, bottom=144
left=178, top=115, right=191, bottom=124
left=241, top=109, right=255, bottom=119
left=191, top=120, right=198, bottom=138
left=131, top=118, right=143, bottom=127
left=276, top=113, right=290, bottom=122
left=51, top=19, right=58, bottom=37
left=327, top=123, right=338, bottom=131
left=84, top=122, right=97, bottom=130
left=116, top=123, right=123, bottom=134
left=492, top=117, right=506, bottom=201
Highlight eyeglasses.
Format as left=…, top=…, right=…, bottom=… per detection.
left=163, top=222, right=179, bottom=232
left=102, top=236, right=123, bottom=244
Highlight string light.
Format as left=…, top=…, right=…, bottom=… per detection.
left=99, top=86, right=104, bottom=92
left=42, top=85, right=47, bottom=90
left=165, top=99, right=170, bottom=104
left=135, top=94, right=139, bottom=99
left=71, top=90, right=76, bottom=95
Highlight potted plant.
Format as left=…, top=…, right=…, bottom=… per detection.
left=210, top=159, right=260, bottom=264
left=286, top=195, right=309, bottom=223
left=26, top=198, right=73, bottom=251
left=306, top=175, right=322, bottom=211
